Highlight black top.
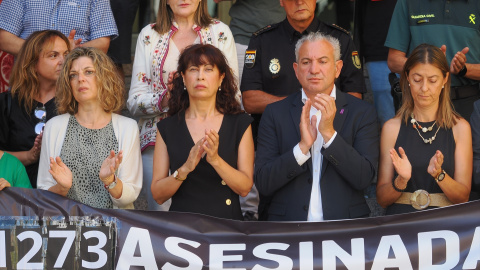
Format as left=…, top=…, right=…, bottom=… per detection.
left=360, top=0, right=397, bottom=62
left=157, top=112, right=253, bottom=220
left=241, top=17, right=365, bottom=145
left=0, top=92, right=56, bottom=187
left=386, top=119, right=455, bottom=215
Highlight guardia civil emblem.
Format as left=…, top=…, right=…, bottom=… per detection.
left=352, top=51, right=361, bottom=69
left=269, top=58, right=280, bottom=74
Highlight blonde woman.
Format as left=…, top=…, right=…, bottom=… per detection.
left=37, top=47, right=142, bottom=209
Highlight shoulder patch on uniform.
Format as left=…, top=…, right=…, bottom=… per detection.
left=244, top=50, right=256, bottom=69
left=352, top=51, right=361, bottom=69
left=328, top=23, right=350, bottom=35
left=253, top=24, right=278, bottom=37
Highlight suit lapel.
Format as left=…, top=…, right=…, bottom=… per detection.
left=320, top=90, right=348, bottom=177
left=290, top=92, right=303, bottom=141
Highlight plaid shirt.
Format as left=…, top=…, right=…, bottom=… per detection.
left=0, top=0, right=118, bottom=42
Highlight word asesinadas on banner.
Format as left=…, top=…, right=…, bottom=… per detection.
left=117, top=226, right=480, bottom=270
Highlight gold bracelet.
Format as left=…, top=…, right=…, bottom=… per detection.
left=392, top=176, right=407, bottom=192
left=101, top=174, right=114, bottom=184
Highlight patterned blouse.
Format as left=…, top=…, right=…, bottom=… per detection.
left=127, top=20, right=239, bottom=151
left=60, top=115, right=119, bottom=209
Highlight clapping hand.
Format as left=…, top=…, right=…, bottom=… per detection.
left=441, top=45, right=469, bottom=75
left=203, top=129, right=220, bottom=165
left=450, top=47, right=469, bottom=75
left=183, top=138, right=205, bottom=173
left=298, top=99, right=317, bottom=154
left=313, top=93, right=336, bottom=142
left=427, top=150, right=444, bottom=178
left=0, top=178, right=11, bottom=191
left=390, top=147, right=412, bottom=181
left=161, top=71, right=176, bottom=109
left=28, top=133, right=43, bottom=164
left=67, top=30, right=82, bottom=49
left=99, top=150, right=123, bottom=185
left=49, top=157, right=73, bottom=190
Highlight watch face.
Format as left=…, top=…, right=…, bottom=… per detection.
left=438, top=173, right=445, bottom=181
left=108, top=181, right=117, bottom=189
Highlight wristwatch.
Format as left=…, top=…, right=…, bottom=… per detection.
left=435, top=170, right=446, bottom=183
left=104, top=175, right=117, bottom=189
left=458, top=65, right=467, bottom=77
left=172, top=170, right=186, bottom=181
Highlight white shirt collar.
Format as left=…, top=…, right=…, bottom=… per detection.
left=301, top=85, right=337, bottom=104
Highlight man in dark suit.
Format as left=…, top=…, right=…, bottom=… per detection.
left=255, top=32, right=379, bottom=221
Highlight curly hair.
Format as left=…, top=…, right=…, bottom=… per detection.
left=396, top=43, right=459, bottom=128
left=154, top=0, right=212, bottom=34
left=9, top=30, right=70, bottom=113
left=168, top=44, right=242, bottom=116
left=56, top=47, right=125, bottom=114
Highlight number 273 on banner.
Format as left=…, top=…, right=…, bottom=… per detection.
left=0, top=225, right=114, bottom=269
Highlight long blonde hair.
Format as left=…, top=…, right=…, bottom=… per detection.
left=9, top=30, right=70, bottom=113
left=396, top=43, right=459, bottom=128
left=56, top=47, right=125, bottom=114
left=154, top=0, right=212, bottom=34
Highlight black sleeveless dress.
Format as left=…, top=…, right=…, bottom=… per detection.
left=386, top=118, right=455, bottom=215
left=157, top=111, right=253, bottom=220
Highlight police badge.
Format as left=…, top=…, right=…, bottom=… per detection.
left=269, top=58, right=280, bottom=74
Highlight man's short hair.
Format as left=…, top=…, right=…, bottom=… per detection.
left=295, top=32, right=341, bottom=62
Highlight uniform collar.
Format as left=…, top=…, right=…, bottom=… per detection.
left=283, top=17, right=321, bottom=44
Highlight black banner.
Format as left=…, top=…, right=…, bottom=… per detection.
left=1, top=187, right=480, bottom=269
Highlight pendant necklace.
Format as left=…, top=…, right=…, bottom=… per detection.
left=410, top=113, right=441, bottom=144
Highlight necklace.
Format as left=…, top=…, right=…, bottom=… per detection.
left=410, top=113, right=441, bottom=144
left=410, top=113, right=436, bottom=133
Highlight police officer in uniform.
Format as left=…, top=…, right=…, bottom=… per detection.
left=241, top=0, right=366, bottom=146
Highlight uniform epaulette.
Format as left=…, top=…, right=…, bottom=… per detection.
left=252, top=24, right=278, bottom=37
left=328, top=23, right=350, bottom=35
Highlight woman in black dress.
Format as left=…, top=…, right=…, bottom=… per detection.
left=0, top=30, right=70, bottom=187
left=377, top=44, right=472, bottom=214
left=152, top=44, right=254, bottom=220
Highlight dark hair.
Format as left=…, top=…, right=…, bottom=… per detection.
left=168, top=44, right=242, bottom=116
left=397, top=43, right=458, bottom=128
left=10, top=30, right=70, bottom=113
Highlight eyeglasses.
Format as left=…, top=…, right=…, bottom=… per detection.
left=34, top=106, right=46, bottom=134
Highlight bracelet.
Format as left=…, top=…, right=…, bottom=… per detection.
left=458, top=65, right=467, bottom=77
left=104, top=174, right=117, bottom=190
left=392, top=176, right=407, bottom=192
left=101, top=174, right=114, bottom=183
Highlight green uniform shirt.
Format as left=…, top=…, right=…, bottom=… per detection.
left=0, top=152, right=32, bottom=188
left=229, top=0, right=285, bottom=45
left=385, top=0, right=480, bottom=86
